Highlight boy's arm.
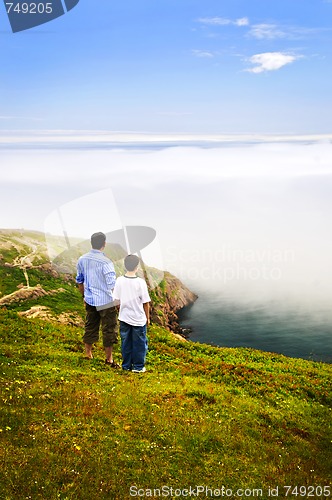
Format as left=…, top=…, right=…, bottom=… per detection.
left=143, top=302, right=150, bottom=325
left=112, top=280, right=120, bottom=309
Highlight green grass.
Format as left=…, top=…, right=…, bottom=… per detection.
left=0, top=308, right=331, bottom=499
left=0, top=266, right=28, bottom=296
left=0, top=265, right=85, bottom=318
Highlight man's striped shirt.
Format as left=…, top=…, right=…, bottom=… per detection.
left=76, top=249, right=116, bottom=307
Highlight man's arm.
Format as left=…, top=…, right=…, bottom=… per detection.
left=77, top=282, right=84, bottom=297
left=143, top=302, right=150, bottom=325
left=104, top=262, right=116, bottom=291
left=76, top=259, right=85, bottom=298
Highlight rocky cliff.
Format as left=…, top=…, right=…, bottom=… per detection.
left=149, top=272, right=197, bottom=336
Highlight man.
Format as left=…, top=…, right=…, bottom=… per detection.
left=76, top=232, right=119, bottom=367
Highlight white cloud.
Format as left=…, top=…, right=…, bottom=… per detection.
left=2, top=141, right=332, bottom=300
left=235, top=17, right=250, bottom=27
left=249, top=23, right=323, bottom=40
left=2, top=137, right=332, bottom=189
left=198, top=17, right=249, bottom=27
left=192, top=49, right=214, bottom=58
left=249, top=24, right=287, bottom=40
left=198, top=17, right=230, bottom=26
left=246, top=52, right=300, bottom=73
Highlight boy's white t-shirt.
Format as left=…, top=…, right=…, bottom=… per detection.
left=112, top=275, right=151, bottom=326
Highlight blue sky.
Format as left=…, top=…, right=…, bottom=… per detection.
left=1, top=0, right=332, bottom=133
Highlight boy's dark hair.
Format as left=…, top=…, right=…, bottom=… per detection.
left=124, top=254, right=140, bottom=272
left=91, top=232, right=106, bottom=250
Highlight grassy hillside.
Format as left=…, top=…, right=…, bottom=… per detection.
left=0, top=229, right=331, bottom=498
left=0, top=307, right=331, bottom=499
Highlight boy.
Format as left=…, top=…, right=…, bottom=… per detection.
left=113, top=254, right=150, bottom=373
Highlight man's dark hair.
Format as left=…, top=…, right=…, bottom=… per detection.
left=91, top=232, right=106, bottom=250
left=124, top=254, right=140, bottom=272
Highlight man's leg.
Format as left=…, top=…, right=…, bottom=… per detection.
left=84, top=343, right=93, bottom=359
left=104, top=345, right=114, bottom=363
left=100, top=306, right=118, bottom=364
left=83, top=303, right=100, bottom=358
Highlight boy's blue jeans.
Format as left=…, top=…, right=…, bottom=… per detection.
left=119, top=321, right=148, bottom=371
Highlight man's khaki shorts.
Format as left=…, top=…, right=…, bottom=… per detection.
left=83, top=302, right=118, bottom=347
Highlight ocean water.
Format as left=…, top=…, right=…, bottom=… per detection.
left=178, top=288, right=332, bottom=363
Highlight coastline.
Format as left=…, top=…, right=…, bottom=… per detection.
left=175, top=290, right=332, bottom=364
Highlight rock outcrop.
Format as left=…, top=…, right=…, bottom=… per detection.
left=18, top=306, right=84, bottom=327
left=149, top=272, right=197, bottom=334
left=0, top=285, right=66, bottom=306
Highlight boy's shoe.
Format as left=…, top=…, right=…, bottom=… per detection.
left=132, top=367, right=146, bottom=373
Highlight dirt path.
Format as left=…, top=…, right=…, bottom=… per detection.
left=11, top=238, right=41, bottom=287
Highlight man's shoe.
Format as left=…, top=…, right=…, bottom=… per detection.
left=105, top=360, right=120, bottom=368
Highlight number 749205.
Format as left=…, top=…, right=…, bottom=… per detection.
left=5, top=3, right=53, bottom=14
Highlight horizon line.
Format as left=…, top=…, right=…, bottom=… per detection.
left=1, top=130, right=332, bottom=144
